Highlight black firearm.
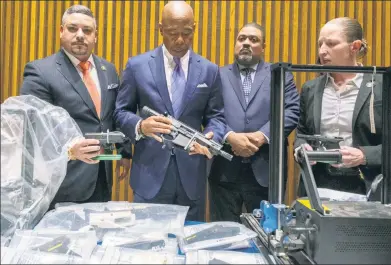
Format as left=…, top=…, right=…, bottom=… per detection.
left=85, top=130, right=130, bottom=160
left=118, top=239, right=166, bottom=251
left=297, top=134, right=344, bottom=150
left=131, top=206, right=179, bottom=221
left=184, top=224, right=240, bottom=244
left=141, top=106, right=233, bottom=161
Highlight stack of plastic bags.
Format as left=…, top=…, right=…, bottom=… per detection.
left=1, top=96, right=82, bottom=239
left=34, top=201, right=189, bottom=240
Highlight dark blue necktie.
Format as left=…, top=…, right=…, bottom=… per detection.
left=171, top=56, right=186, bottom=118
left=241, top=68, right=253, bottom=104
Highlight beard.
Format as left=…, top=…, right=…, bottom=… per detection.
left=236, top=54, right=254, bottom=66
left=235, top=48, right=258, bottom=66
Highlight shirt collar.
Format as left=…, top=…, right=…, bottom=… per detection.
left=162, top=44, right=190, bottom=67
left=62, top=48, right=95, bottom=70
left=237, top=62, right=258, bottom=73
left=325, top=63, right=364, bottom=89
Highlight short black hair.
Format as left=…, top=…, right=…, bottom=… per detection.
left=240, top=22, right=266, bottom=43
left=62, top=5, right=95, bottom=25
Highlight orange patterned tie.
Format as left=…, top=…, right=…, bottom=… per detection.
left=79, top=61, right=101, bottom=118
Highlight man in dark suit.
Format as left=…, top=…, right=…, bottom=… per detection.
left=20, top=5, right=131, bottom=206
left=114, top=1, right=225, bottom=221
left=294, top=18, right=383, bottom=197
left=209, top=23, right=300, bottom=222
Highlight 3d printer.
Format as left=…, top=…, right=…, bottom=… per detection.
left=241, top=64, right=391, bottom=265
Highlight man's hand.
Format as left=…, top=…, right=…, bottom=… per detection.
left=140, top=116, right=172, bottom=142
left=332, top=146, right=366, bottom=168
left=189, top=131, right=214, bottom=159
left=116, top=158, right=131, bottom=181
left=227, top=132, right=259, bottom=158
left=246, top=132, right=266, bottom=148
left=68, top=138, right=101, bottom=164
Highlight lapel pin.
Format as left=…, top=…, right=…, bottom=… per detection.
left=366, top=81, right=375, bottom=87
left=101, top=65, right=106, bottom=71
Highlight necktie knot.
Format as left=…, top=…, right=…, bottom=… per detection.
left=79, top=61, right=91, bottom=72
left=241, top=68, right=252, bottom=75
left=173, top=56, right=181, bottom=66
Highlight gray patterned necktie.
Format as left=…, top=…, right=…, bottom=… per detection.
left=241, top=68, right=253, bottom=104
left=171, top=56, right=186, bottom=118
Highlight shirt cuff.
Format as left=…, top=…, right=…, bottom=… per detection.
left=260, top=132, right=269, bottom=143
left=223, top=131, right=234, bottom=144
left=135, top=120, right=144, bottom=141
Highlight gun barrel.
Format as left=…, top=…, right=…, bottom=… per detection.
left=297, top=133, right=343, bottom=143
left=219, top=150, right=233, bottom=161
left=141, top=106, right=161, bottom=117
left=299, top=150, right=342, bottom=163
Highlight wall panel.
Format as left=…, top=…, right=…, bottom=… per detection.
left=1, top=0, right=390, bottom=207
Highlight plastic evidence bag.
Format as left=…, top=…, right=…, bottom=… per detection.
left=185, top=250, right=268, bottom=264
left=178, top=222, right=257, bottom=253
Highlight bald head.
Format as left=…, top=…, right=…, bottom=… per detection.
left=159, top=1, right=196, bottom=58
left=161, top=1, right=194, bottom=25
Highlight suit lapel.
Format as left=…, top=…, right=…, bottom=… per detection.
left=247, top=61, right=267, bottom=105
left=352, top=74, right=373, bottom=129
left=93, top=55, right=108, bottom=119
left=148, top=46, right=174, bottom=115
left=313, top=75, right=327, bottom=134
left=228, top=64, right=246, bottom=111
left=55, top=50, right=99, bottom=119
left=176, top=51, right=202, bottom=118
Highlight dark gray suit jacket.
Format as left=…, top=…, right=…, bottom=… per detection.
left=209, top=61, right=300, bottom=187
left=20, top=49, right=130, bottom=202
left=294, top=73, right=383, bottom=181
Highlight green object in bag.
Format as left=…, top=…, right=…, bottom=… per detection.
left=92, top=154, right=122, bottom=161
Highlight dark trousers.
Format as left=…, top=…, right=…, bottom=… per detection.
left=133, top=157, right=205, bottom=222
left=209, top=163, right=268, bottom=223
left=49, top=161, right=111, bottom=210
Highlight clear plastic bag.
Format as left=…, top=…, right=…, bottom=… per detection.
left=317, top=188, right=367, bottom=201
left=178, top=222, right=257, bottom=253
left=1, top=95, right=82, bottom=238
left=1, top=246, right=84, bottom=264
left=40, top=201, right=189, bottom=237
left=102, top=230, right=178, bottom=254
left=7, top=230, right=98, bottom=262
left=185, top=250, right=268, bottom=264
left=90, top=246, right=186, bottom=264
left=125, top=203, right=189, bottom=237
left=1, top=236, right=10, bottom=247
left=205, top=240, right=252, bottom=251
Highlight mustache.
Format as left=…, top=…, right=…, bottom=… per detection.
left=72, top=42, right=87, bottom=46
left=240, top=48, right=252, bottom=53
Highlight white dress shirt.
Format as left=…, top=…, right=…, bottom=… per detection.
left=162, top=44, right=190, bottom=101
left=135, top=46, right=190, bottom=140
left=320, top=73, right=363, bottom=147
left=62, top=48, right=102, bottom=96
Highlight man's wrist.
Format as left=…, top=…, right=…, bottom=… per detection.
left=138, top=120, right=144, bottom=135
left=135, top=120, right=145, bottom=141
left=225, top=131, right=235, bottom=144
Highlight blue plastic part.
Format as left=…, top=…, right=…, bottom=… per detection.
left=257, top=200, right=290, bottom=234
